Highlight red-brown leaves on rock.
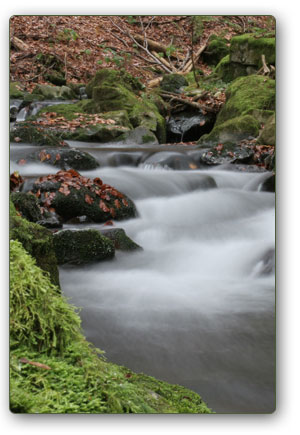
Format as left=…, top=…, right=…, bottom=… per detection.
left=110, top=207, right=116, bottom=218
left=14, top=136, right=22, bottom=142
left=85, top=194, right=94, bottom=204
left=93, top=177, right=103, bottom=186
left=215, top=143, right=224, bottom=153
left=103, top=220, right=114, bottom=226
left=55, top=153, right=61, bottom=161
left=114, top=199, right=121, bottom=209
left=18, top=159, right=27, bottom=165
left=122, top=198, right=128, bottom=207
left=10, top=171, right=24, bottom=191
left=99, top=200, right=110, bottom=213
left=58, top=184, right=71, bottom=196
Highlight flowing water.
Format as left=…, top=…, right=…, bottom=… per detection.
left=11, top=141, right=275, bottom=413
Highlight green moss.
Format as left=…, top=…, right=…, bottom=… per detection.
left=86, top=68, right=143, bottom=98
left=230, top=34, right=275, bottom=67
left=53, top=229, right=115, bottom=265
left=32, top=84, right=76, bottom=100
left=10, top=240, right=212, bottom=414
left=10, top=205, right=59, bottom=285
left=10, top=82, right=25, bottom=99
left=10, top=240, right=80, bottom=352
left=214, top=54, right=249, bottom=82
left=101, top=228, right=142, bottom=251
left=10, top=122, right=64, bottom=147
left=257, top=113, right=275, bottom=145
left=160, top=74, right=188, bottom=93
left=11, top=192, right=42, bottom=222
left=199, top=114, right=260, bottom=145
left=203, top=36, right=229, bottom=66
left=216, top=75, right=275, bottom=125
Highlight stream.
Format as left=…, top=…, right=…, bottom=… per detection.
left=10, top=140, right=275, bottom=413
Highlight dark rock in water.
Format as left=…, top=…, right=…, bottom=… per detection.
left=143, top=151, right=199, bottom=170
left=65, top=215, right=94, bottom=225
left=53, top=229, right=115, bottom=265
left=30, top=170, right=137, bottom=223
left=256, top=248, right=275, bottom=275
left=216, top=163, right=268, bottom=173
left=10, top=192, right=42, bottom=223
left=26, top=147, right=99, bottom=170
left=10, top=99, right=23, bottom=121
left=260, top=173, right=275, bottom=192
left=100, top=228, right=142, bottom=251
left=166, top=110, right=216, bottom=143
left=107, top=152, right=143, bottom=167
left=194, top=143, right=254, bottom=166
left=10, top=122, right=68, bottom=147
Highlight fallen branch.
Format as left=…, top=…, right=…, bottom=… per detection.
left=160, top=91, right=217, bottom=113
left=132, top=33, right=185, bottom=60
left=10, top=36, right=29, bottom=51
left=181, top=43, right=207, bottom=73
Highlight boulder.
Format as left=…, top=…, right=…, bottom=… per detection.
left=199, top=75, right=275, bottom=146
left=10, top=122, right=68, bottom=147
left=257, top=113, right=275, bottom=145
left=166, top=110, right=216, bottom=142
left=11, top=192, right=42, bottom=222
left=32, top=84, right=76, bottom=100
left=143, top=151, right=199, bottom=170
left=160, top=74, right=188, bottom=93
left=28, top=169, right=137, bottom=223
left=202, top=35, right=229, bottom=66
left=260, top=173, right=275, bottom=192
left=123, top=126, right=158, bottom=145
left=53, top=229, right=115, bottom=265
left=100, top=228, right=142, bottom=251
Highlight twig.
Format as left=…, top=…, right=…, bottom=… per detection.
left=160, top=91, right=217, bottom=113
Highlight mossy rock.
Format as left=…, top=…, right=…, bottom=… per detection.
left=199, top=114, right=260, bottom=145
left=10, top=201, right=59, bottom=286
left=44, top=71, right=66, bottom=86
left=230, top=34, right=275, bottom=67
left=11, top=192, right=42, bottom=223
left=86, top=68, right=143, bottom=98
left=202, top=36, right=230, bottom=66
left=10, top=82, right=25, bottom=99
left=100, top=228, right=142, bottom=251
left=216, top=75, right=275, bottom=125
left=257, top=113, right=275, bottom=145
left=53, top=229, right=115, bottom=265
left=160, top=74, right=188, bottom=93
left=10, top=122, right=66, bottom=147
left=27, top=148, right=99, bottom=170
left=32, top=84, right=76, bottom=100
left=214, top=55, right=251, bottom=82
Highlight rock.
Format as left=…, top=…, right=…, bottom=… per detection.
left=199, top=75, right=275, bottom=146
left=256, top=248, right=275, bottom=275
left=11, top=192, right=42, bottom=222
left=86, top=68, right=166, bottom=143
left=100, top=228, right=142, bottom=251
left=107, top=152, right=143, bottom=167
left=10, top=99, right=23, bottom=121
left=257, top=113, right=275, bottom=146
left=166, top=110, right=216, bottom=142
left=215, top=34, right=275, bottom=82
left=53, top=229, right=115, bottom=265
left=160, top=74, right=188, bottom=93
left=260, top=173, right=275, bottom=192
left=10, top=201, right=59, bottom=285
left=202, top=35, right=229, bottom=66
left=143, top=151, right=199, bottom=170
left=29, top=169, right=137, bottom=223
left=32, top=84, right=76, bottom=100
left=27, top=148, right=99, bottom=170
left=123, top=126, right=158, bottom=145
left=10, top=122, right=68, bottom=147
left=194, top=143, right=255, bottom=166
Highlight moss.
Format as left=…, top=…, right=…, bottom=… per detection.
left=203, top=36, right=229, bottom=66
left=86, top=68, right=143, bottom=98
left=10, top=122, right=64, bottom=147
left=257, top=113, right=275, bottom=145
left=10, top=240, right=212, bottom=414
left=10, top=82, right=25, bottom=99
left=230, top=34, right=275, bottom=67
left=160, top=74, right=188, bottom=93
left=216, top=75, right=275, bottom=125
left=10, top=205, right=59, bottom=286
left=11, top=192, right=42, bottom=222
left=214, top=55, right=249, bottom=82
left=101, top=228, right=142, bottom=251
left=199, top=114, right=260, bottom=145
left=53, top=229, right=115, bottom=265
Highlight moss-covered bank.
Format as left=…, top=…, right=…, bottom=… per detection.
left=10, top=240, right=212, bottom=414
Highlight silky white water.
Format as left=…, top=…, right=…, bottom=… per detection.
left=58, top=166, right=275, bottom=413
